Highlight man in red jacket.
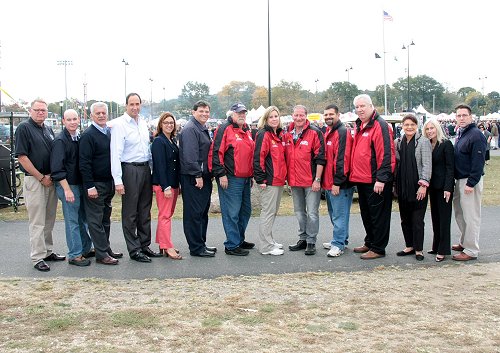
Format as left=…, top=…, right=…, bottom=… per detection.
left=321, top=104, right=354, bottom=257
left=349, top=94, right=395, bottom=259
left=285, top=105, right=326, bottom=255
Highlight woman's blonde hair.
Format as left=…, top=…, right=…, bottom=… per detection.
left=422, top=118, right=445, bottom=143
left=257, top=106, right=281, bottom=129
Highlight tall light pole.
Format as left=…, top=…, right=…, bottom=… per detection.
left=57, top=60, right=72, bottom=109
left=345, top=67, right=353, bottom=112
left=345, top=66, right=353, bottom=84
left=267, top=0, right=272, bottom=106
left=479, top=76, right=487, bottom=95
left=149, top=78, right=153, bottom=118
left=402, top=41, right=415, bottom=111
left=122, top=59, right=129, bottom=99
left=314, top=79, right=319, bottom=94
left=163, top=87, right=166, bottom=112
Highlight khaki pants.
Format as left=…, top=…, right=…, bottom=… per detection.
left=23, top=176, right=58, bottom=264
left=453, top=177, right=483, bottom=257
left=258, top=186, right=283, bottom=253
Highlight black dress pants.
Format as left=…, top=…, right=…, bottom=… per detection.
left=398, top=197, right=428, bottom=252
left=357, top=182, right=393, bottom=255
left=180, top=174, right=212, bottom=255
left=121, top=164, right=152, bottom=256
left=429, top=188, right=452, bottom=255
left=83, top=181, right=114, bottom=260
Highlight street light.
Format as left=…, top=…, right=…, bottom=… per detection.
left=163, top=87, right=166, bottom=112
left=122, top=59, right=129, bottom=99
left=57, top=60, right=72, bottom=109
left=402, top=41, right=415, bottom=111
left=345, top=66, right=353, bottom=84
left=59, top=102, right=63, bottom=122
left=479, top=76, right=487, bottom=95
left=267, top=0, right=271, bottom=106
left=314, top=79, right=319, bottom=94
left=149, top=78, right=154, bottom=118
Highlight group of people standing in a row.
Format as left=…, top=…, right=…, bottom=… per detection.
left=15, top=93, right=487, bottom=272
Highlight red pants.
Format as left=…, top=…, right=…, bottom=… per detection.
left=153, top=185, right=179, bottom=249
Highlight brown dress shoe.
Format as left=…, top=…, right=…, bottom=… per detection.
left=96, top=256, right=119, bottom=265
left=452, top=252, right=477, bottom=261
left=353, top=245, right=370, bottom=253
left=360, top=250, right=385, bottom=260
left=452, top=244, right=465, bottom=252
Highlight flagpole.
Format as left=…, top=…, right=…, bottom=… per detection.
left=382, top=12, right=388, bottom=115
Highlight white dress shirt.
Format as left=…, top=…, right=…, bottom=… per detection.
left=110, top=112, right=151, bottom=185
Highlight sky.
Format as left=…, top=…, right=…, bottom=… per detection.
left=0, top=0, right=497, bottom=108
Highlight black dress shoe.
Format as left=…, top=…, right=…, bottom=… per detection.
left=83, top=249, right=96, bottom=258
left=240, top=241, right=255, bottom=249
left=142, top=247, right=162, bottom=258
left=396, top=249, right=415, bottom=256
left=34, top=260, right=50, bottom=272
left=205, top=246, right=217, bottom=253
left=191, top=250, right=216, bottom=257
left=289, top=240, right=307, bottom=251
left=131, top=251, right=152, bottom=263
left=108, top=250, right=124, bottom=259
left=44, top=253, right=66, bottom=261
left=415, top=254, right=425, bottom=261
left=427, top=250, right=437, bottom=255
left=304, top=243, right=316, bottom=255
left=97, top=256, right=119, bottom=265
left=225, top=247, right=250, bottom=256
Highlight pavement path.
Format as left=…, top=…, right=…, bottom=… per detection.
left=1, top=206, right=499, bottom=279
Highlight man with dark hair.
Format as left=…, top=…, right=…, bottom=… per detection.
left=15, top=98, right=65, bottom=271
left=179, top=100, right=217, bottom=257
left=80, top=102, right=122, bottom=265
left=111, top=93, right=160, bottom=263
left=452, top=104, right=487, bottom=261
left=349, top=94, right=395, bottom=260
left=321, top=104, right=354, bottom=257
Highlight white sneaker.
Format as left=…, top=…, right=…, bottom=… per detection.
left=322, top=242, right=332, bottom=249
left=262, top=248, right=285, bottom=256
left=273, top=242, right=283, bottom=249
left=327, top=246, right=344, bottom=257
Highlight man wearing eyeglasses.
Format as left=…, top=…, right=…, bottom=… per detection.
left=451, top=104, right=487, bottom=261
left=15, top=99, right=65, bottom=272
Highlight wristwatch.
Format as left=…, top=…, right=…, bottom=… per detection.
left=314, top=177, right=321, bottom=182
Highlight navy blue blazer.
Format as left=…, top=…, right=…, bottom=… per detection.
left=152, top=133, right=180, bottom=190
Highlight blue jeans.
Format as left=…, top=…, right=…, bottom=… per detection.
left=55, top=183, right=92, bottom=259
left=325, top=187, right=354, bottom=250
left=218, top=176, right=252, bottom=250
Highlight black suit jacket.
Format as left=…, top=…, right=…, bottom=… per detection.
left=430, top=139, right=455, bottom=192
left=151, top=133, right=180, bottom=190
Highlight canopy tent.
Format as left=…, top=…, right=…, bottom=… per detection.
left=246, top=105, right=266, bottom=124
left=414, top=104, right=430, bottom=115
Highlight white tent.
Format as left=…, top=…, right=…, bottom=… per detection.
left=415, top=104, right=430, bottom=115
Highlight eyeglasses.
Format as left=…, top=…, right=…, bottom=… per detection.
left=456, top=114, right=470, bottom=118
left=32, top=109, right=47, bottom=113
left=162, top=121, right=175, bottom=125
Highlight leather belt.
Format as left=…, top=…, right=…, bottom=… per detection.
left=122, top=161, right=149, bottom=166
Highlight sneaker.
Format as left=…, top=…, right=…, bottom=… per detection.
left=225, top=247, right=250, bottom=256
left=327, top=246, right=344, bottom=257
left=68, top=256, right=91, bottom=266
left=262, top=248, right=284, bottom=256
left=322, top=242, right=332, bottom=249
left=273, top=242, right=283, bottom=249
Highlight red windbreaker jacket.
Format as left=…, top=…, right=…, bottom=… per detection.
left=209, top=118, right=255, bottom=178
left=283, top=120, right=326, bottom=187
left=253, top=125, right=287, bottom=186
left=322, top=121, right=353, bottom=190
left=349, top=111, right=395, bottom=184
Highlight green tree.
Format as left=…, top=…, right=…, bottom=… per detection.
left=271, top=80, right=309, bottom=115
left=322, top=81, right=360, bottom=113
left=217, top=81, right=257, bottom=110
left=457, top=87, right=476, bottom=99
left=486, top=91, right=500, bottom=113
left=178, top=81, right=210, bottom=115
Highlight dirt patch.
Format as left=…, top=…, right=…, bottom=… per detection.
left=0, top=263, right=499, bottom=352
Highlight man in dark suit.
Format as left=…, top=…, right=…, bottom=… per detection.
left=79, top=102, right=123, bottom=265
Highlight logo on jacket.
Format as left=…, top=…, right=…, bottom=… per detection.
left=235, top=133, right=242, bottom=141
left=327, top=141, right=332, bottom=145
left=300, top=141, right=309, bottom=146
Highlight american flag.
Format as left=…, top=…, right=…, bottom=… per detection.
left=383, top=10, right=393, bottom=21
